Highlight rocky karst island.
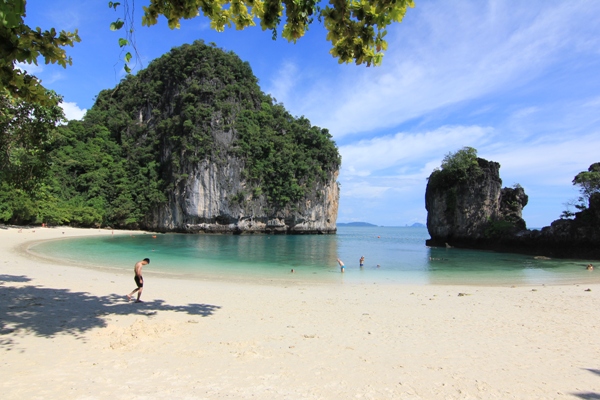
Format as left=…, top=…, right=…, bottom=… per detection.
left=425, top=147, right=600, bottom=259
left=3, top=41, right=341, bottom=234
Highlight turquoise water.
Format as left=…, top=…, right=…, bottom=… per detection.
left=28, top=227, right=599, bottom=285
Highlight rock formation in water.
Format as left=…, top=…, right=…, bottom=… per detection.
left=68, top=41, right=340, bottom=233
left=425, top=157, right=528, bottom=247
left=425, top=156, right=600, bottom=258
left=514, top=192, right=600, bottom=258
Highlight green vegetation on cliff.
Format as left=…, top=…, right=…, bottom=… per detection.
left=426, top=147, right=527, bottom=238
left=235, top=105, right=339, bottom=206
left=0, top=91, right=64, bottom=223
left=562, top=162, right=600, bottom=219
left=0, top=41, right=340, bottom=228
left=426, top=147, right=483, bottom=220
left=427, top=146, right=482, bottom=191
left=573, top=162, right=600, bottom=200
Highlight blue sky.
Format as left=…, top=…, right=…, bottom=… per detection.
left=21, top=0, right=600, bottom=228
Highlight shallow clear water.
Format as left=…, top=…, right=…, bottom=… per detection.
left=29, top=226, right=599, bottom=285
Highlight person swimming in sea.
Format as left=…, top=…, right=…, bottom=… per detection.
left=587, top=264, right=594, bottom=270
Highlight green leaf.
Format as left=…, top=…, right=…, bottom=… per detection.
left=0, top=0, right=25, bottom=29
left=124, top=52, right=132, bottom=63
left=110, top=19, right=124, bottom=31
left=118, top=38, right=128, bottom=47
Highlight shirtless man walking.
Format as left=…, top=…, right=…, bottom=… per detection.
left=127, top=258, right=150, bottom=303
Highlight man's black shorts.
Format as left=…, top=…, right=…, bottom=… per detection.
left=134, top=275, right=143, bottom=288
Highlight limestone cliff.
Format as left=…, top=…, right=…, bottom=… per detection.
left=89, top=40, right=340, bottom=233
left=425, top=156, right=600, bottom=258
left=148, top=154, right=339, bottom=233
left=425, top=157, right=528, bottom=247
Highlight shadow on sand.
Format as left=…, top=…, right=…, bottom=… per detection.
left=573, top=394, right=600, bottom=399
left=571, top=369, right=600, bottom=399
left=0, top=274, right=221, bottom=350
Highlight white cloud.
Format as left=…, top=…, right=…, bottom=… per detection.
left=270, top=1, right=600, bottom=139
left=340, top=182, right=391, bottom=199
left=266, top=61, right=302, bottom=106
left=60, top=102, right=87, bottom=121
left=16, top=63, right=64, bottom=84
left=16, top=62, right=44, bottom=75
left=481, top=131, right=600, bottom=187
left=339, top=125, right=492, bottom=178
left=43, top=72, right=65, bottom=85
left=45, top=9, right=82, bottom=31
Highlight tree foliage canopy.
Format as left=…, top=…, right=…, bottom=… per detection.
left=561, top=162, right=600, bottom=219
left=0, top=90, right=64, bottom=190
left=428, top=146, right=483, bottom=191
left=135, top=0, right=414, bottom=67
left=0, top=90, right=64, bottom=223
left=440, top=146, right=479, bottom=178
left=1, top=0, right=413, bottom=106
left=573, top=162, right=600, bottom=206
left=0, top=0, right=80, bottom=105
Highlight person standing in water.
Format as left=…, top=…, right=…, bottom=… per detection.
left=127, top=258, right=150, bottom=302
left=337, top=258, right=345, bottom=273
left=359, top=256, right=365, bottom=267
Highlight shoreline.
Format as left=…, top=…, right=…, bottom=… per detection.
left=1, top=226, right=600, bottom=398
left=20, top=226, right=600, bottom=288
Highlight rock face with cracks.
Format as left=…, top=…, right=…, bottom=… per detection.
left=425, top=158, right=527, bottom=246
left=425, top=157, right=600, bottom=258
left=148, top=155, right=339, bottom=233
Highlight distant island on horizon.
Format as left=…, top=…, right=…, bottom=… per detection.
left=337, top=222, right=379, bottom=227
left=337, top=222, right=426, bottom=228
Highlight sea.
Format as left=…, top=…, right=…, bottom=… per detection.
left=28, top=226, right=599, bottom=286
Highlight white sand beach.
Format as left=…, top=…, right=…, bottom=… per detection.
left=1, top=226, right=599, bottom=399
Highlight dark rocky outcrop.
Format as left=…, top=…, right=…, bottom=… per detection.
left=511, top=192, right=600, bottom=258
left=425, top=157, right=600, bottom=259
left=425, top=158, right=528, bottom=245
